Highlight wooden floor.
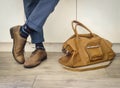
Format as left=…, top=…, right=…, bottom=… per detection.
left=0, top=52, right=120, bottom=88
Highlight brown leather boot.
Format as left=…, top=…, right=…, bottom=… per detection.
left=10, top=26, right=26, bottom=64
left=24, top=49, right=47, bottom=68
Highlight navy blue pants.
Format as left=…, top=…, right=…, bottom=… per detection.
left=23, top=0, right=59, bottom=43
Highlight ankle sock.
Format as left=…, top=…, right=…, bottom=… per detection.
left=35, top=43, right=45, bottom=50
left=20, top=24, right=30, bottom=39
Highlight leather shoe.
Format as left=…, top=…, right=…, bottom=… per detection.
left=24, top=49, right=47, bottom=68
left=10, top=26, right=26, bottom=64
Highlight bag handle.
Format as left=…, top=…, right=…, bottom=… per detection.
left=72, top=20, right=93, bottom=36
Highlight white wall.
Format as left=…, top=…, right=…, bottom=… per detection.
left=0, top=0, right=24, bottom=42
left=77, top=0, right=120, bottom=43
left=0, top=0, right=120, bottom=43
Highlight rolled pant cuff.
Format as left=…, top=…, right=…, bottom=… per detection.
left=26, top=20, right=42, bottom=32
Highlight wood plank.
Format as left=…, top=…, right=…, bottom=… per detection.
left=0, top=52, right=120, bottom=88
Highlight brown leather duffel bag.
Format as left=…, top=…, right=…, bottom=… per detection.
left=59, top=20, right=116, bottom=71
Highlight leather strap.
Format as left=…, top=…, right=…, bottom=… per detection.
left=63, top=60, right=113, bottom=72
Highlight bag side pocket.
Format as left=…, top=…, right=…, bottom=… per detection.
left=86, top=44, right=103, bottom=62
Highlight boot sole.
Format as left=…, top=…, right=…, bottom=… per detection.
left=24, top=56, right=47, bottom=68
left=10, top=28, right=24, bottom=64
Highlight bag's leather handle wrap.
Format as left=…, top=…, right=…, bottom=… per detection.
left=72, top=20, right=93, bottom=37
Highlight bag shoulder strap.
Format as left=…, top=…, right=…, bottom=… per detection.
left=63, top=60, right=113, bottom=72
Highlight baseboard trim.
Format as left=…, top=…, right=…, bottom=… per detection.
left=0, top=42, right=120, bottom=53
left=0, top=42, right=62, bottom=52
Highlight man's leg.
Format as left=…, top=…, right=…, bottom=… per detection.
left=24, top=0, right=59, bottom=68
left=22, top=0, right=44, bottom=50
